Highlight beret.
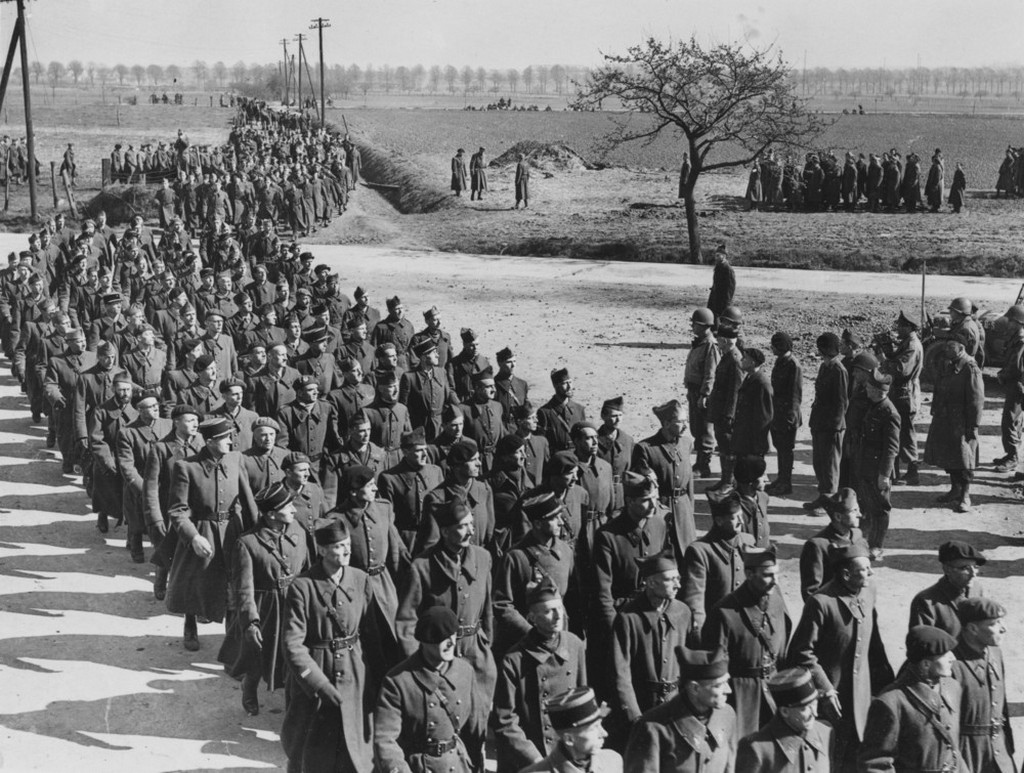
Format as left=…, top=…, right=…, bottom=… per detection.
left=314, top=263, right=330, bottom=274
left=471, top=367, right=495, bottom=384
left=194, top=353, right=216, bottom=371
left=905, top=625, right=956, bottom=662
left=447, top=439, right=479, bottom=467
left=636, top=551, right=678, bottom=579
left=624, top=469, right=658, bottom=498
left=546, top=451, right=579, bottom=477
left=282, top=452, right=311, bottom=469
left=707, top=488, right=742, bottom=518
left=423, top=305, right=440, bottom=320
left=171, top=404, right=201, bottom=419
left=233, top=291, right=250, bottom=304
left=441, top=403, right=463, bottom=423
left=338, top=356, right=360, bottom=373
left=293, top=374, right=319, bottom=391
left=511, top=401, right=537, bottom=420
left=825, top=487, right=861, bottom=516
left=313, top=518, right=349, bottom=545
left=401, top=427, right=427, bottom=447
left=131, top=388, right=161, bottom=407
left=550, top=367, right=570, bottom=383
left=102, top=292, right=122, bottom=304
left=733, top=455, right=766, bottom=483
left=602, top=396, right=624, bottom=412
left=112, top=370, right=133, bottom=385
left=677, top=646, right=729, bottom=682
left=255, top=482, right=295, bottom=512
left=415, top=606, right=459, bottom=644
left=570, top=421, right=598, bottom=439
left=526, top=581, right=561, bottom=607
left=521, top=491, right=563, bottom=522
left=219, top=378, right=246, bottom=393
left=817, top=332, right=841, bottom=350
left=295, top=286, right=312, bottom=296
left=742, top=347, right=766, bottom=367
left=460, top=327, right=477, bottom=342
left=957, top=597, right=1006, bottom=624
left=374, top=370, right=398, bottom=387
left=251, top=417, right=280, bottom=432
left=435, top=499, right=474, bottom=528
left=386, top=295, right=402, bottom=309
left=496, top=434, right=526, bottom=456
left=496, top=347, right=514, bottom=362
left=345, top=315, right=367, bottom=329
left=767, top=668, right=818, bottom=708
left=545, top=687, right=610, bottom=732
left=180, top=337, right=204, bottom=353
left=770, top=332, right=793, bottom=353
left=412, top=338, right=437, bottom=358
left=199, top=417, right=232, bottom=439
left=938, top=540, right=986, bottom=565
left=310, top=301, right=328, bottom=316
left=342, top=465, right=376, bottom=491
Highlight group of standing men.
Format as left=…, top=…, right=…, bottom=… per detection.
left=452, top=146, right=531, bottom=208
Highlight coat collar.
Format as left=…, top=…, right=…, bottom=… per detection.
left=766, top=715, right=829, bottom=761
left=430, top=544, right=481, bottom=582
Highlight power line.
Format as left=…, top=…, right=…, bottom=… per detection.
left=308, top=17, right=330, bottom=122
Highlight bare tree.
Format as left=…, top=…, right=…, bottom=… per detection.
left=113, top=63, right=129, bottom=85
left=428, top=65, right=442, bottom=93
left=574, top=37, right=826, bottom=263
left=537, top=65, right=549, bottom=93
left=86, top=61, right=97, bottom=86
left=47, top=61, right=65, bottom=99
left=411, top=64, right=425, bottom=92
left=523, top=65, right=534, bottom=93
left=381, top=64, right=393, bottom=93
left=550, top=64, right=566, bottom=94
left=212, top=61, right=227, bottom=88
left=444, top=65, right=458, bottom=94
left=490, top=69, right=505, bottom=93
left=232, top=61, right=247, bottom=84
left=131, top=64, right=145, bottom=87
left=30, top=60, right=43, bottom=84
left=67, top=60, right=83, bottom=85
left=192, top=60, right=208, bottom=89
left=166, top=64, right=182, bottom=85
left=147, top=64, right=163, bottom=86
left=475, top=67, right=487, bottom=93
left=396, top=65, right=410, bottom=93
left=507, top=68, right=520, bottom=94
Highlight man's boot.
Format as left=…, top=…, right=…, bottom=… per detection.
left=936, top=478, right=959, bottom=504
left=694, top=452, right=713, bottom=479
left=955, top=478, right=972, bottom=513
left=897, top=463, right=920, bottom=486
left=153, top=566, right=168, bottom=601
left=707, top=455, right=734, bottom=492
left=183, top=614, right=200, bottom=651
left=241, top=672, right=260, bottom=716
left=96, top=512, right=109, bottom=534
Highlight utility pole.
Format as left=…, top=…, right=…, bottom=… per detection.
left=0, top=0, right=37, bottom=220
left=293, top=33, right=305, bottom=110
left=309, top=17, right=331, bottom=124
left=280, top=38, right=290, bottom=105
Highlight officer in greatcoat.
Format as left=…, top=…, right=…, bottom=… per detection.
left=631, top=399, right=696, bottom=563
left=908, top=541, right=986, bottom=638
left=766, top=331, right=802, bottom=495
left=165, top=417, right=258, bottom=650
left=280, top=519, right=380, bottom=773
left=597, top=396, right=634, bottom=511
left=854, top=368, right=900, bottom=561
left=416, top=438, right=495, bottom=556
left=232, top=482, right=310, bottom=716
left=377, top=428, right=446, bottom=552
left=400, top=337, right=455, bottom=442
left=494, top=347, right=528, bottom=432
left=798, top=488, right=865, bottom=601
left=537, top=367, right=587, bottom=454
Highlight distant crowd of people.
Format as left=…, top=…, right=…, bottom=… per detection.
left=995, top=146, right=1024, bottom=198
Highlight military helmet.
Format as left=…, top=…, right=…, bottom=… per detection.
left=1005, top=305, right=1024, bottom=324
left=691, top=308, right=715, bottom=326
left=720, top=305, right=743, bottom=325
left=948, top=297, right=973, bottom=315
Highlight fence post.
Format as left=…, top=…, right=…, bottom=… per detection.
left=101, top=157, right=110, bottom=187
left=49, top=160, right=57, bottom=208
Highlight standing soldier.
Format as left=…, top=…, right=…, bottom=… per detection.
left=610, top=553, right=690, bottom=750
left=632, top=399, right=695, bottom=561
left=731, top=348, right=773, bottom=467
left=624, top=647, right=736, bottom=773
left=115, top=389, right=171, bottom=563
left=397, top=500, right=497, bottom=702
left=294, top=326, right=338, bottom=396
left=804, top=332, right=849, bottom=517
left=461, top=368, right=506, bottom=474
left=707, top=325, right=743, bottom=489
left=448, top=328, right=490, bottom=402
left=681, top=491, right=755, bottom=637
left=372, top=296, right=416, bottom=370
left=44, top=326, right=95, bottom=474
left=702, top=548, right=791, bottom=739
left=400, top=338, right=454, bottom=441
left=855, top=369, right=900, bottom=561
left=374, top=606, right=486, bottom=773
left=87, top=370, right=137, bottom=533
left=798, top=488, right=864, bottom=601
left=494, top=347, right=528, bottom=431
left=489, top=434, right=534, bottom=551
left=492, top=584, right=587, bottom=773
left=766, top=332, right=802, bottom=495
left=322, top=410, right=386, bottom=510
left=571, top=421, right=614, bottom=571
left=787, top=542, right=894, bottom=773
left=520, top=687, right=622, bottom=772
left=925, top=338, right=985, bottom=513
left=880, top=311, right=924, bottom=485
left=683, top=308, right=719, bottom=478
left=165, top=418, right=258, bottom=651
left=451, top=148, right=468, bottom=197
left=409, top=305, right=453, bottom=373
left=232, top=482, right=310, bottom=716
left=908, top=541, right=986, bottom=638
left=597, top=396, right=634, bottom=511
left=995, top=305, right=1024, bottom=473
left=280, top=519, right=379, bottom=773
left=416, top=438, right=495, bottom=555
left=858, top=626, right=964, bottom=773
left=240, top=418, right=287, bottom=493
left=512, top=401, right=550, bottom=486
left=948, top=296, right=984, bottom=366
left=377, top=428, right=446, bottom=553
left=276, top=375, right=342, bottom=476
left=735, top=668, right=832, bottom=773
left=366, top=370, right=412, bottom=469
left=514, top=153, right=530, bottom=209
left=952, top=598, right=1014, bottom=773
left=707, top=244, right=736, bottom=321
left=469, top=147, right=487, bottom=201
left=538, top=368, right=587, bottom=454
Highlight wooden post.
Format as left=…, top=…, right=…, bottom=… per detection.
left=3, top=147, right=9, bottom=212
left=62, top=169, right=77, bottom=217
left=920, top=258, right=927, bottom=330
left=16, top=0, right=37, bottom=221
left=101, top=157, right=111, bottom=187
left=49, top=161, right=57, bottom=208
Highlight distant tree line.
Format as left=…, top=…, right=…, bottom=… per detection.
left=793, top=65, right=1024, bottom=101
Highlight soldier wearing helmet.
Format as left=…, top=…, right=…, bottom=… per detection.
left=706, top=243, right=735, bottom=320
left=684, top=308, right=719, bottom=477
left=995, top=304, right=1024, bottom=474
left=947, top=297, right=982, bottom=365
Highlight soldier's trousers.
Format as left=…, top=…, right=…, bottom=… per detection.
left=53, top=407, right=77, bottom=472
left=122, top=482, right=145, bottom=555
left=1000, top=392, right=1022, bottom=459
left=892, top=398, right=918, bottom=470
left=855, top=468, right=892, bottom=549
left=686, top=389, right=714, bottom=461
left=811, top=429, right=844, bottom=496
left=770, top=422, right=797, bottom=482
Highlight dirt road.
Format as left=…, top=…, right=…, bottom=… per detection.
left=2, top=240, right=1024, bottom=771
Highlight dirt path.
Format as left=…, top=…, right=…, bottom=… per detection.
left=2, top=240, right=1024, bottom=770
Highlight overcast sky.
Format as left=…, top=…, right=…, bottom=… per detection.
left=8, top=0, right=1022, bottom=72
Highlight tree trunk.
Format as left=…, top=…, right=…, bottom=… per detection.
left=683, top=190, right=702, bottom=264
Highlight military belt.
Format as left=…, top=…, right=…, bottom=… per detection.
left=669, top=488, right=687, bottom=498
left=646, top=680, right=679, bottom=696
left=309, top=633, right=360, bottom=651
left=421, top=737, right=458, bottom=757
left=255, top=576, right=294, bottom=592
left=195, top=510, right=232, bottom=522
left=735, top=664, right=778, bottom=679
left=366, top=564, right=387, bottom=577
left=456, top=622, right=480, bottom=638
left=611, top=474, right=622, bottom=484
left=962, top=720, right=1003, bottom=737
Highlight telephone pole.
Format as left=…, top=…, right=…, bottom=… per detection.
left=293, top=33, right=306, bottom=110
left=0, top=0, right=38, bottom=220
left=309, top=17, right=331, bottom=123
left=280, top=38, right=290, bottom=105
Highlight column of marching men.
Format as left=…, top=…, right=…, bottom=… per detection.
left=5, top=107, right=1020, bottom=773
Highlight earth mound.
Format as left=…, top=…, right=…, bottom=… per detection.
left=490, top=141, right=599, bottom=171
left=83, top=184, right=156, bottom=225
